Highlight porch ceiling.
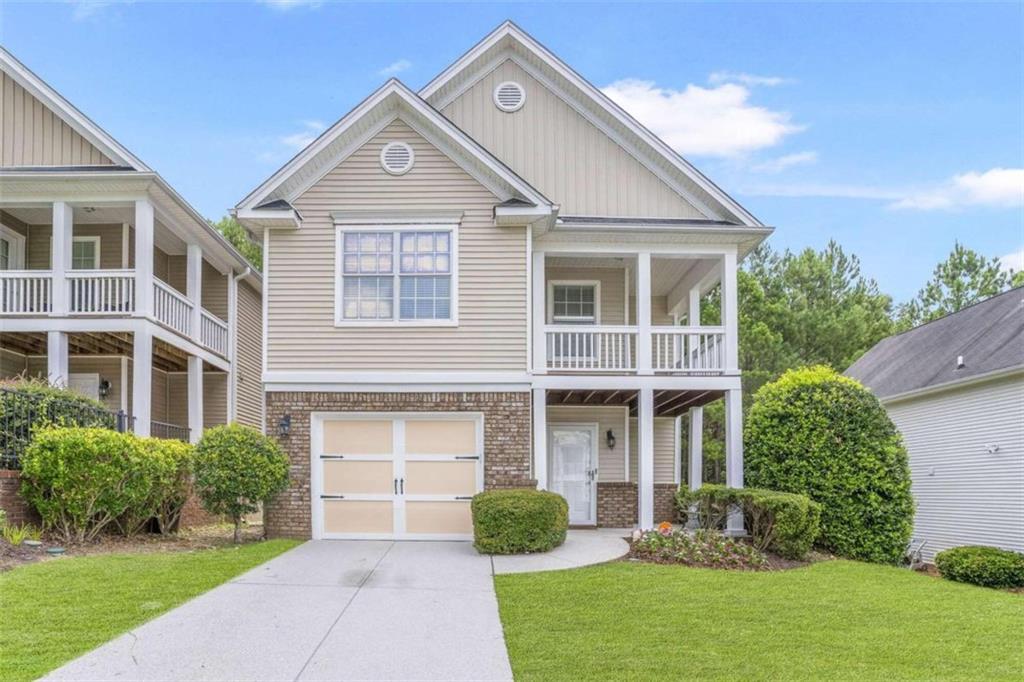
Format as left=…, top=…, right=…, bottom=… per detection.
left=545, top=388, right=723, bottom=417
left=0, top=332, right=200, bottom=373
left=546, top=255, right=712, bottom=297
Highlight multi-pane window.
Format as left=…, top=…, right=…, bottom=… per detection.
left=552, top=284, right=596, bottom=323
left=71, top=238, right=98, bottom=270
left=340, top=229, right=453, bottom=322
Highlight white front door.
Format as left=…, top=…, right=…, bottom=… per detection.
left=549, top=424, right=598, bottom=526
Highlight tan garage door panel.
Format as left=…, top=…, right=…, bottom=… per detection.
left=405, top=501, right=473, bottom=535
left=324, top=460, right=393, bottom=495
left=405, top=419, right=476, bottom=455
left=323, top=419, right=393, bottom=455
left=405, top=460, right=476, bottom=495
left=323, top=500, right=394, bottom=534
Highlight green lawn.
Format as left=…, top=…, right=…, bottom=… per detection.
left=0, top=539, right=300, bottom=681
left=496, top=560, right=1024, bottom=681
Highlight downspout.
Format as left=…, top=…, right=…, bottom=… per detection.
left=227, top=267, right=252, bottom=423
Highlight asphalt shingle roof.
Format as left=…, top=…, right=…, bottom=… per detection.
left=846, top=287, right=1024, bottom=399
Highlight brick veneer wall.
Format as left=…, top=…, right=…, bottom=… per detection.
left=0, top=470, right=39, bottom=526
left=264, top=391, right=533, bottom=539
left=597, top=481, right=680, bottom=528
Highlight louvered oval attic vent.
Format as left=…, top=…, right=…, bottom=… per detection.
left=493, top=81, right=526, bottom=112
left=380, top=141, right=414, bottom=175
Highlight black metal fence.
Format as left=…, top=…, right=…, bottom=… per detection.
left=0, top=387, right=134, bottom=470
left=151, top=420, right=191, bottom=443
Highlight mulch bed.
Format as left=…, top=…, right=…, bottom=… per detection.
left=624, top=536, right=828, bottom=571
left=0, top=523, right=266, bottom=572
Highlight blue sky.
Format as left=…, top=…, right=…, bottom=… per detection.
left=3, top=1, right=1022, bottom=301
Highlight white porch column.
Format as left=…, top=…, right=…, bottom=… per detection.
left=688, top=406, right=704, bottom=492
left=721, top=251, right=739, bottom=372
left=186, top=243, right=202, bottom=340
left=531, top=251, right=546, bottom=374
left=637, top=387, right=655, bottom=528
left=532, top=388, right=548, bottom=489
left=132, top=329, right=152, bottom=436
left=725, top=388, right=745, bottom=534
left=51, top=202, right=72, bottom=315
left=134, top=199, right=154, bottom=317
left=636, top=252, right=652, bottom=375
left=46, top=331, right=69, bottom=387
left=187, top=355, right=203, bottom=444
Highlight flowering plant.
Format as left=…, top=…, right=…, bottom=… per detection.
left=630, top=528, right=767, bottom=570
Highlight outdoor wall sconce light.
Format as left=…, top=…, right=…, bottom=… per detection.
left=606, top=429, right=616, bottom=449
left=278, top=414, right=291, bottom=438
left=98, top=379, right=111, bottom=399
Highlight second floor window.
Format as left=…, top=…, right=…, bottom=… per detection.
left=340, top=228, right=453, bottom=322
left=551, top=284, right=597, bottom=324
left=71, top=237, right=100, bottom=270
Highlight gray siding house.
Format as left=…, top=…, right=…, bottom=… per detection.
left=847, top=287, right=1024, bottom=561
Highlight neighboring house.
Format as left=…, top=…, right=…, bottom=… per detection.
left=0, top=47, right=264, bottom=443
left=237, top=22, right=773, bottom=540
left=847, top=288, right=1024, bottom=561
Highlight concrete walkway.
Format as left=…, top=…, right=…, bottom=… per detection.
left=46, top=531, right=628, bottom=681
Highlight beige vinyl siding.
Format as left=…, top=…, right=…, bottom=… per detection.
left=546, top=267, right=627, bottom=325
left=14, top=223, right=125, bottom=269
left=164, top=254, right=187, bottom=294
left=201, top=261, right=227, bottom=320
left=629, top=416, right=679, bottom=484
left=151, top=368, right=169, bottom=424
left=1, top=71, right=113, bottom=167
left=885, top=374, right=1024, bottom=561
left=66, top=356, right=124, bottom=412
left=0, top=348, right=28, bottom=376
left=442, top=60, right=703, bottom=219
left=548, top=405, right=628, bottom=482
left=203, top=372, right=228, bottom=428
left=165, top=373, right=187, bottom=428
left=268, top=119, right=527, bottom=372
left=235, top=280, right=263, bottom=429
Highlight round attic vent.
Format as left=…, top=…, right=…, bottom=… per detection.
left=380, top=141, right=414, bottom=175
left=493, top=81, right=526, bottom=112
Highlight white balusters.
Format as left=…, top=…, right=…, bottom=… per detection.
left=0, top=272, right=52, bottom=314
left=66, top=270, right=135, bottom=314
left=200, top=308, right=229, bottom=356
left=152, top=279, right=193, bottom=336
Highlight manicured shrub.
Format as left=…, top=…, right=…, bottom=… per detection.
left=935, top=546, right=1024, bottom=589
left=0, top=378, right=119, bottom=468
left=117, top=439, right=195, bottom=536
left=630, top=527, right=767, bottom=569
left=745, top=366, right=914, bottom=564
left=471, top=489, right=568, bottom=554
left=193, top=424, right=289, bottom=543
left=20, top=427, right=154, bottom=542
left=678, top=484, right=821, bottom=560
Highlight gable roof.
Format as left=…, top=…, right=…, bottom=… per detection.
left=846, top=287, right=1024, bottom=400
left=0, top=46, right=149, bottom=171
left=419, top=21, right=764, bottom=227
left=235, top=79, right=553, bottom=226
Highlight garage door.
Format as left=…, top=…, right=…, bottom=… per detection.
left=312, top=413, right=483, bottom=540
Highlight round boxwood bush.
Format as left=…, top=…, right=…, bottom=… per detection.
left=471, top=489, right=568, bottom=554
left=194, top=424, right=289, bottom=543
left=935, top=546, right=1024, bottom=589
left=745, top=366, right=914, bottom=564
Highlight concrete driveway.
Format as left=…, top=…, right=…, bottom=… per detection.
left=47, top=541, right=513, bottom=681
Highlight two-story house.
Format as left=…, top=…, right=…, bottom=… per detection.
left=0, top=47, right=263, bottom=443
left=236, top=22, right=772, bottom=540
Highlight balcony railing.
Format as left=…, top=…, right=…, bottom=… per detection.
left=200, top=308, right=229, bottom=356
left=0, top=271, right=52, bottom=314
left=150, top=420, right=191, bottom=443
left=68, top=269, right=135, bottom=314
left=651, top=326, right=726, bottom=373
left=544, top=325, right=727, bottom=374
left=153, top=279, right=193, bottom=337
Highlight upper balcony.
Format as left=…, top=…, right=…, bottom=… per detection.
left=532, top=250, right=738, bottom=376
left=0, top=201, right=230, bottom=358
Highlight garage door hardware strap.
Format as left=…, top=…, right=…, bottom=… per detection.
left=455, top=456, right=480, bottom=460
left=320, top=455, right=346, bottom=460
left=320, top=495, right=345, bottom=500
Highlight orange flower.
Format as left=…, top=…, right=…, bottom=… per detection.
left=658, top=521, right=673, bottom=536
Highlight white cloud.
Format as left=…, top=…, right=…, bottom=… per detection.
left=751, top=151, right=818, bottom=173
left=378, top=59, right=412, bottom=77
left=67, top=0, right=131, bottom=21
left=280, top=120, right=326, bottom=150
left=601, top=79, right=803, bottom=157
left=889, top=168, right=1024, bottom=210
left=1000, top=248, right=1024, bottom=276
left=258, top=0, right=322, bottom=10
left=708, top=72, right=792, bottom=87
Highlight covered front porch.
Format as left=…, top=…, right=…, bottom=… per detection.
left=0, top=330, right=228, bottom=443
left=532, top=381, right=743, bottom=530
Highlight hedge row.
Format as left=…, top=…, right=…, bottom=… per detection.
left=678, top=484, right=821, bottom=560
left=471, top=489, right=568, bottom=554
left=935, top=546, right=1024, bottom=589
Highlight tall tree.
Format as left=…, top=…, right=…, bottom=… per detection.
left=896, top=242, right=1009, bottom=330
left=210, top=216, right=262, bottom=271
